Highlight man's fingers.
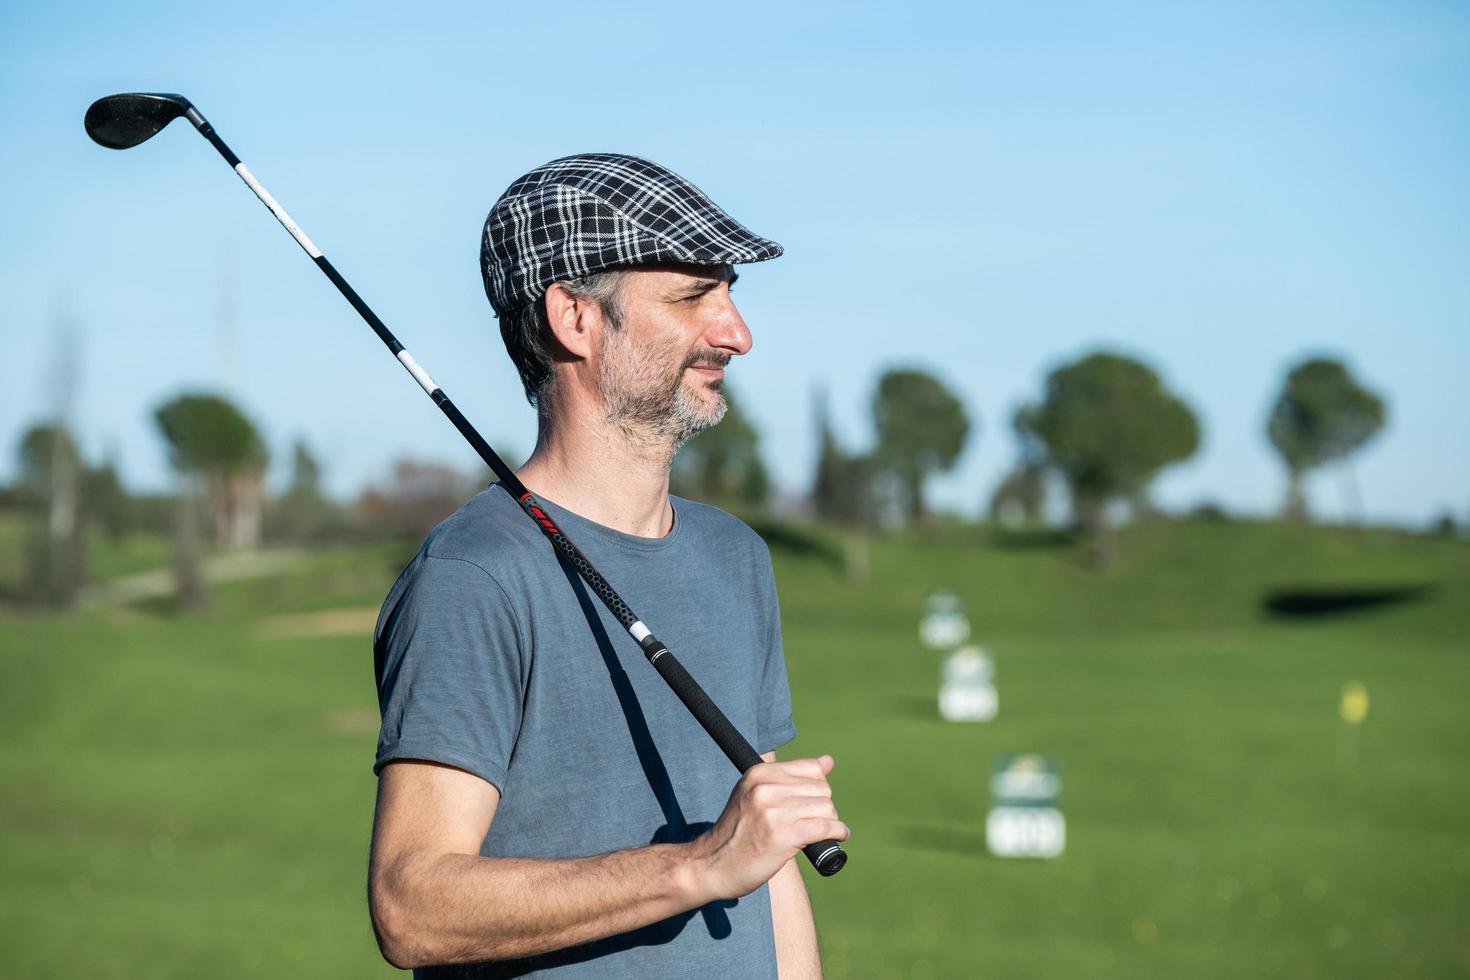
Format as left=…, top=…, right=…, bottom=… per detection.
left=788, top=755, right=834, bottom=777
left=744, top=772, right=834, bottom=803
left=794, top=817, right=850, bottom=845
left=782, top=795, right=840, bottom=821
left=762, top=756, right=835, bottom=781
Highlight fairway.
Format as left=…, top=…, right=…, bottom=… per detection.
left=1, top=521, right=1467, bottom=978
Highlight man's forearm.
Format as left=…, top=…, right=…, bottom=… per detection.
left=769, top=845, right=823, bottom=977
left=372, top=841, right=709, bottom=968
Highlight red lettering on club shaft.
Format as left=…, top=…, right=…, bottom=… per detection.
left=519, top=494, right=562, bottom=535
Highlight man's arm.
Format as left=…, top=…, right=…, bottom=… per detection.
left=763, top=750, right=824, bottom=980
left=369, top=754, right=847, bottom=970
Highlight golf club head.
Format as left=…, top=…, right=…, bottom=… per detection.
left=85, top=93, right=194, bottom=149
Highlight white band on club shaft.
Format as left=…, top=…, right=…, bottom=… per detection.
left=234, top=163, right=323, bottom=259
left=396, top=350, right=439, bottom=395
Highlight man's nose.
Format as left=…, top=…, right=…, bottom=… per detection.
left=706, top=290, right=753, bottom=356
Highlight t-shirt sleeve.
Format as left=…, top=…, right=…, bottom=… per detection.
left=755, top=550, right=797, bottom=755
left=372, top=554, right=526, bottom=792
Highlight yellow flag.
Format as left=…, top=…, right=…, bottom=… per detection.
left=1340, top=682, right=1369, bottom=725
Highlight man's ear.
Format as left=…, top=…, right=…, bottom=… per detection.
left=543, top=283, right=598, bottom=361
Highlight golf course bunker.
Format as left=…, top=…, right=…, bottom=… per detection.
left=255, top=607, right=379, bottom=639
left=1261, top=583, right=1435, bottom=618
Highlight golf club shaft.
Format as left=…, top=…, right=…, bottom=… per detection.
left=182, top=107, right=846, bottom=877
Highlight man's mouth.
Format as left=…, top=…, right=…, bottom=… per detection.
left=686, top=352, right=730, bottom=380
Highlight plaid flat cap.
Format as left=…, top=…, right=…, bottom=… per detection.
left=481, top=153, right=783, bottom=319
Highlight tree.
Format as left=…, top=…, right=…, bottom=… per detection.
left=267, top=438, right=345, bottom=543
left=871, top=369, right=971, bottom=523
left=807, top=386, right=878, bottom=583
left=354, top=458, right=476, bottom=540
left=154, top=392, right=270, bottom=609
left=84, top=455, right=132, bottom=541
left=287, top=439, right=322, bottom=499
left=810, top=387, right=875, bottom=528
left=1027, top=351, right=1199, bottom=566
left=16, top=422, right=87, bottom=606
left=1266, top=357, right=1386, bottom=523
left=155, top=393, right=268, bottom=477
left=987, top=406, right=1049, bottom=526
left=670, top=385, right=770, bottom=509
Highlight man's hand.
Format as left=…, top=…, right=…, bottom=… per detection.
left=690, top=755, right=848, bottom=901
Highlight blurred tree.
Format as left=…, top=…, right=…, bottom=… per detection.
left=18, top=423, right=78, bottom=500
left=84, top=455, right=132, bottom=541
left=670, top=385, right=770, bottom=509
left=287, top=439, right=322, bottom=498
left=354, top=458, right=473, bottom=540
left=1266, top=357, right=1386, bottom=523
left=808, top=387, right=876, bottom=582
left=154, top=393, right=269, bottom=483
left=266, top=438, right=346, bottom=543
left=155, top=392, right=270, bottom=609
left=987, top=406, right=1049, bottom=526
left=1027, top=351, right=1199, bottom=567
left=810, top=388, right=863, bottom=526
left=16, top=422, right=87, bottom=606
left=871, top=368, right=971, bottom=524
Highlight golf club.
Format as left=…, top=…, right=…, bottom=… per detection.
left=85, top=92, right=847, bottom=877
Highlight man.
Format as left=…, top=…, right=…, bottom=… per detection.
left=368, top=153, right=847, bottom=978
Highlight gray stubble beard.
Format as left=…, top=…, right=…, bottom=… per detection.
left=598, top=335, right=729, bottom=462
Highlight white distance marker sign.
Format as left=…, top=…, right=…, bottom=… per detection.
left=986, top=807, right=1065, bottom=858
left=986, top=754, right=1065, bottom=859
left=939, top=646, right=997, bottom=722
left=920, top=591, right=970, bottom=650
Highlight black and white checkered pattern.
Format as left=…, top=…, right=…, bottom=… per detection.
left=481, top=153, right=783, bottom=319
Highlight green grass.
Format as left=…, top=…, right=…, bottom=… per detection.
left=85, top=529, right=174, bottom=582
left=1, top=519, right=1467, bottom=977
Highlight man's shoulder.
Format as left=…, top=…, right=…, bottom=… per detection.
left=415, top=484, right=546, bottom=578
left=672, top=495, right=771, bottom=561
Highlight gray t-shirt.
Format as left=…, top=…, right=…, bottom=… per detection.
left=373, top=484, right=796, bottom=979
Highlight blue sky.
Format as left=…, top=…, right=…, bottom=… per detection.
left=3, top=0, right=1467, bottom=524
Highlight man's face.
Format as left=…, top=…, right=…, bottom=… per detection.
left=595, top=263, right=752, bottom=447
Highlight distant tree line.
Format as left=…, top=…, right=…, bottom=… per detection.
left=4, top=348, right=1396, bottom=609
left=798, top=351, right=1388, bottom=568
left=6, top=389, right=499, bottom=611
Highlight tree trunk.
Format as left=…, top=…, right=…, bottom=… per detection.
left=212, top=471, right=265, bottom=551
left=1340, top=455, right=1364, bottom=527
left=46, top=428, right=82, bottom=607
left=1076, top=494, right=1114, bottom=570
left=1020, top=464, right=1046, bottom=524
left=1284, top=468, right=1308, bottom=524
left=907, top=469, right=926, bottom=526
left=174, top=477, right=208, bottom=613
left=843, top=531, right=870, bottom=586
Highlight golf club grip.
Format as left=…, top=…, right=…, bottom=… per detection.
left=646, top=643, right=762, bottom=770
left=644, top=643, right=848, bottom=878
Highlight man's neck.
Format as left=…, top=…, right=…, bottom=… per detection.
left=515, top=399, right=677, bottom=539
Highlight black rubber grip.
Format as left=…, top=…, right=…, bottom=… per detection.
left=641, top=637, right=848, bottom=877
